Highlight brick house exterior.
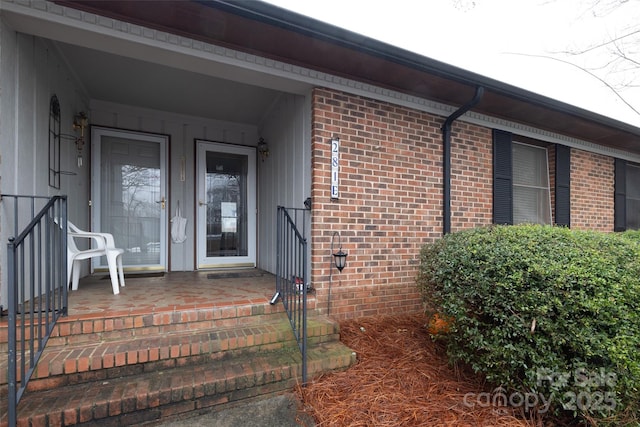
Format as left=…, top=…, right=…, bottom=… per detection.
left=6, top=3, right=640, bottom=424
left=1, top=0, right=639, bottom=320
left=310, top=88, right=621, bottom=319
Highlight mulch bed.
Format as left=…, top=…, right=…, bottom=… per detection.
left=296, top=313, right=537, bottom=426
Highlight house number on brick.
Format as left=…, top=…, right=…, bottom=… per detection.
left=331, top=138, right=340, bottom=199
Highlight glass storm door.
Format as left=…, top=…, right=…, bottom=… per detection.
left=91, top=127, right=168, bottom=271
left=196, top=141, right=256, bottom=268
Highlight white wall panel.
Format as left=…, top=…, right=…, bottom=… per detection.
left=16, top=33, right=36, bottom=195
left=257, top=93, right=310, bottom=273
left=0, top=30, right=89, bottom=305
left=1, top=20, right=18, bottom=197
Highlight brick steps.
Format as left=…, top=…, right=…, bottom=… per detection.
left=0, top=302, right=355, bottom=426
left=11, top=302, right=290, bottom=349
left=0, top=302, right=306, bottom=386
left=22, top=315, right=339, bottom=390
left=5, top=341, right=355, bottom=427
left=0, top=294, right=316, bottom=353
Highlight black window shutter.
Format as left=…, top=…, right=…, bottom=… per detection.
left=555, top=145, right=571, bottom=227
left=614, top=158, right=627, bottom=231
left=493, top=129, right=513, bottom=224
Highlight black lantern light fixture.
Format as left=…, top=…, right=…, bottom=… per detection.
left=328, top=231, right=348, bottom=315
left=332, top=231, right=347, bottom=272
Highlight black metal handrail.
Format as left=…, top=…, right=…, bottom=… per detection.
left=2, top=194, right=68, bottom=427
left=274, top=206, right=309, bottom=382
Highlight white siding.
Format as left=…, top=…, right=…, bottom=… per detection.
left=257, top=92, right=311, bottom=273
left=0, top=29, right=89, bottom=306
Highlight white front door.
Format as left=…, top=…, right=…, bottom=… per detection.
left=196, top=141, right=256, bottom=269
left=91, top=127, right=169, bottom=271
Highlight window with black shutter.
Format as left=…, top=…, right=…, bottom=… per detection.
left=493, top=130, right=568, bottom=226
left=493, top=129, right=513, bottom=224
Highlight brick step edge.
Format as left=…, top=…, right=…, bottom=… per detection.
left=0, top=298, right=324, bottom=349
left=0, top=341, right=356, bottom=427
left=35, top=305, right=290, bottom=349
left=0, top=314, right=341, bottom=388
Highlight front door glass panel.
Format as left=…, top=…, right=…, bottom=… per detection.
left=196, top=141, right=256, bottom=269
left=205, top=151, right=249, bottom=257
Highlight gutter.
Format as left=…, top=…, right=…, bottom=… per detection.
left=441, top=86, right=484, bottom=235
left=207, top=1, right=640, bottom=135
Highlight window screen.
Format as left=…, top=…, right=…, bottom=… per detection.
left=513, top=142, right=551, bottom=225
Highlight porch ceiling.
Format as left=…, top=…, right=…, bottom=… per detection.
left=53, top=0, right=640, bottom=155
left=56, top=42, right=283, bottom=125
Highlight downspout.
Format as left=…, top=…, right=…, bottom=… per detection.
left=441, top=86, right=484, bottom=235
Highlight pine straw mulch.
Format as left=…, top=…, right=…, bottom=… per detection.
left=295, top=313, right=539, bottom=427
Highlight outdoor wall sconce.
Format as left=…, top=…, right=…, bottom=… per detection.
left=328, top=231, right=348, bottom=315
left=257, top=137, right=270, bottom=161
left=332, top=231, right=348, bottom=272
left=59, top=110, right=89, bottom=169
left=72, top=112, right=88, bottom=167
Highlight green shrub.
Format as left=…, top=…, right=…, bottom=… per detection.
left=417, top=224, right=640, bottom=425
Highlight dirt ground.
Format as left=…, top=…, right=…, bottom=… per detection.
left=296, top=314, right=539, bottom=427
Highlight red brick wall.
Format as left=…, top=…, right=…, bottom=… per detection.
left=449, top=122, right=493, bottom=231
left=570, top=149, right=615, bottom=231
left=310, top=89, right=493, bottom=319
left=310, top=88, right=617, bottom=320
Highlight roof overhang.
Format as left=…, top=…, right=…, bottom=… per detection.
left=53, top=0, right=640, bottom=155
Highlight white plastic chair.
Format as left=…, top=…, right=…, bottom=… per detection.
left=67, top=221, right=125, bottom=295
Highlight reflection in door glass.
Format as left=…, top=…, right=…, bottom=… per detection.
left=101, top=137, right=161, bottom=266
left=206, top=151, right=248, bottom=257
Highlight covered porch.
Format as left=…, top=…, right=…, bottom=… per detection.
left=0, top=0, right=314, bottom=307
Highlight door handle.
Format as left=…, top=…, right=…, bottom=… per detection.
left=199, top=200, right=205, bottom=206
left=156, top=197, right=166, bottom=210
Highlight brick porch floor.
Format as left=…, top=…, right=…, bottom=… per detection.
left=66, top=270, right=277, bottom=318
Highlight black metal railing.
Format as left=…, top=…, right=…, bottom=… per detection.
left=274, top=206, right=309, bottom=382
left=2, top=194, right=68, bottom=427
